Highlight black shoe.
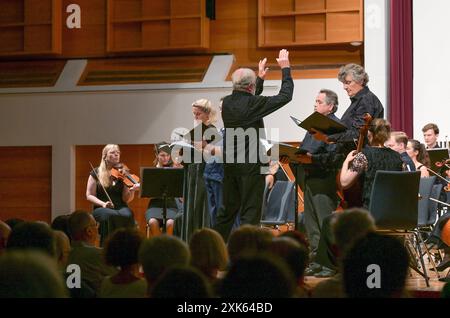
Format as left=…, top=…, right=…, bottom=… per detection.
left=305, top=262, right=322, bottom=276
left=435, top=259, right=450, bottom=272
left=314, top=267, right=337, bottom=278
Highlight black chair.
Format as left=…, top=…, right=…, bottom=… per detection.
left=417, top=177, right=441, bottom=276
left=260, top=180, right=295, bottom=228
left=368, top=170, right=431, bottom=286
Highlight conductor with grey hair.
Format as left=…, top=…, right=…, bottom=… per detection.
left=214, top=49, right=294, bottom=241
left=325, top=63, right=384, bottom=145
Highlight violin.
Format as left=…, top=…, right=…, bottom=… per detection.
left=111, top=163, right=140, bottom=188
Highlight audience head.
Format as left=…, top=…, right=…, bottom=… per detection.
left=268, top=236, right=309, bottom=284
left=220, top=254, right=295, bottom=298
left=68, top=210, right=98, bottom=244
left=342, top=232, right=409, bottom=298
left=338, top=63, right=368, bottom=97
left=53, top=230, right=71, bottom=269
left=0, top=220, right=11, bottom=255
left=368, top=118, right=391, bottom=146
left=422, top=123, right=439, bottom=149
left=316, top=89, right=339, bottom=115
left=407, top=139, right=430, bottom=167
left=104, top=228, right=143, bottom=269
left=5, top=218, right=25, bottom=231
left=385, top=131, right=409, bottom=154
left=139, top=235, right=190, bottom=284
left=279, top=230, right=310, bottom=251
left=231, top=68, right=257, bottom=95
left=227, top=225, right=273, bottom=264
left=0, top=250, right=68, bottom=298
left=7, top=221, right=56, bottom=258
left=51, top=214, right=71, bottom=240
left=151, top=266, right=212, bottom=298
left=189, top=228, right=228, bottom=279
left=331, top=208, right=376, bottom=257
left=192, top=98, right=216, bottom=125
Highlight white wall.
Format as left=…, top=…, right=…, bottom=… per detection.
left=413, top=0, right=450, bottom=143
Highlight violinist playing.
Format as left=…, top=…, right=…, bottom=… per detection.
left=86, top=144, right=139, bottom=245
left=295, top=89, right=343, bottom=264
left=145, top=142, right=183, bottom=237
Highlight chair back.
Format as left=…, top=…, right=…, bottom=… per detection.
left=417, top=176, right=436, bottom=227
left=260, top=181, right=295, bottom=225
left=368, top=171, right=421, bottom=230
left=428, top=183, right=443, bottom=225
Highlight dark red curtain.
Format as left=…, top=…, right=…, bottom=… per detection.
left=389, top=0, right=413, bottom=136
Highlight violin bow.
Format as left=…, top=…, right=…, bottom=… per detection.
left=89, top=161, right=114, bottom=207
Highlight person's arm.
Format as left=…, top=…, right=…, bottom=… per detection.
left=340, top=151, right=367, bottom=189
left=419, top=165, right=430, bottom=178
left=247, top=49, right=293, bottom=121
left=122, top=182, right=140, bottom=203
left=255, top=58, right=269, bottom=95
left=86, top=175, right=113, bottom=208
left=329, top=93, right=383, bottom=143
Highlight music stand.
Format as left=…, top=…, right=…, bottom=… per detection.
left=427, top=148, right=449, bottom=173
left=140, top=167, right=184, bottom=233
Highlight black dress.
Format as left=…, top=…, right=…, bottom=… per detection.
left=90, top=169, right=135, bottom=245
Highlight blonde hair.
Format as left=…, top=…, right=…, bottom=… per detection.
left=98, top=144, right=120, bottom=187
left=189, top=228, right=228, bottom=276
left=192, top=98, right=216, bottom=125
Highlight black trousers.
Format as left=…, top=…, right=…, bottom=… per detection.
left=315, top=213, right=339, bottom=270
left=214, top=164, right=265, bottom=242
left=303, top=184, right=338, bottom=255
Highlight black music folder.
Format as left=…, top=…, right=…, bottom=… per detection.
left=290, top=112, right=347, bottom=135
left=427, top=148, right=449, bottom=173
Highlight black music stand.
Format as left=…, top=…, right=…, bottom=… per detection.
left=140, top=167, right=184, bottom=233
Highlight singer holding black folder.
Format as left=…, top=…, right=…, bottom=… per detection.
left=295, top=89, right=343, bottom=277
left=313, top=64, right=384, bottom=149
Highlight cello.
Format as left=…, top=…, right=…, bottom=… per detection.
left=339, top=113, right=373, bottom=208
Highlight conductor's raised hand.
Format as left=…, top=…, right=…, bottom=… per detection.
left=276, top=49, right=290, bottom=69
left=258, top=57, right=269, bottom=79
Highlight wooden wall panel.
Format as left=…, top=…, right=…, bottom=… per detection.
left=75, top=144, right=157, bottom=236
left=61, top=0, right=106, bottom=57
left=0, top=146, right=51, bottom=223
left=210, top=0, right=363, bottom=80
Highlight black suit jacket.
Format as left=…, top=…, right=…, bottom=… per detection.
left=222, top=68, right=294, bottom=174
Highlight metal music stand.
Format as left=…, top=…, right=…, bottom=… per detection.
left=140, top=167, right=184, bottom=233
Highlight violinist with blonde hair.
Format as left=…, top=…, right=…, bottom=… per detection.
left=86, top=144, right=139, bottom=245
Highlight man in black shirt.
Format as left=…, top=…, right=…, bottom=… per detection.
left=319, top=64, right=384, bottom=148
left=215, top=49, right=293, bottom=241
left=296, top=89, right=342, bottom=260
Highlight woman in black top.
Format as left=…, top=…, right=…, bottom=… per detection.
left=340, top=118, right=404, bottom=209
left=86, top=144, right=139, bottom=245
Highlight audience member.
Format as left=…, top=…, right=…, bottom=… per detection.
left=7, top=221, right=56, bottom=257
left=312, top=208, right=376, bottom=298
left=151, top=266, right=212, bottom=298
left=220, top=254, right=295, bottom=298
left=0, top=250, right=68, bottom=298
left=227, top=225, right=273, bottom=264
left=67, top=210, right=117, bottom=296
left=342, top=232, right=409, bottom=298
left=99, top=228, right=146, bottom=298
left=189, top=228, right=228, bottom=285
left=53, top=230, right=71, bottom=270
left=138, top=235, right=190, bottom=295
